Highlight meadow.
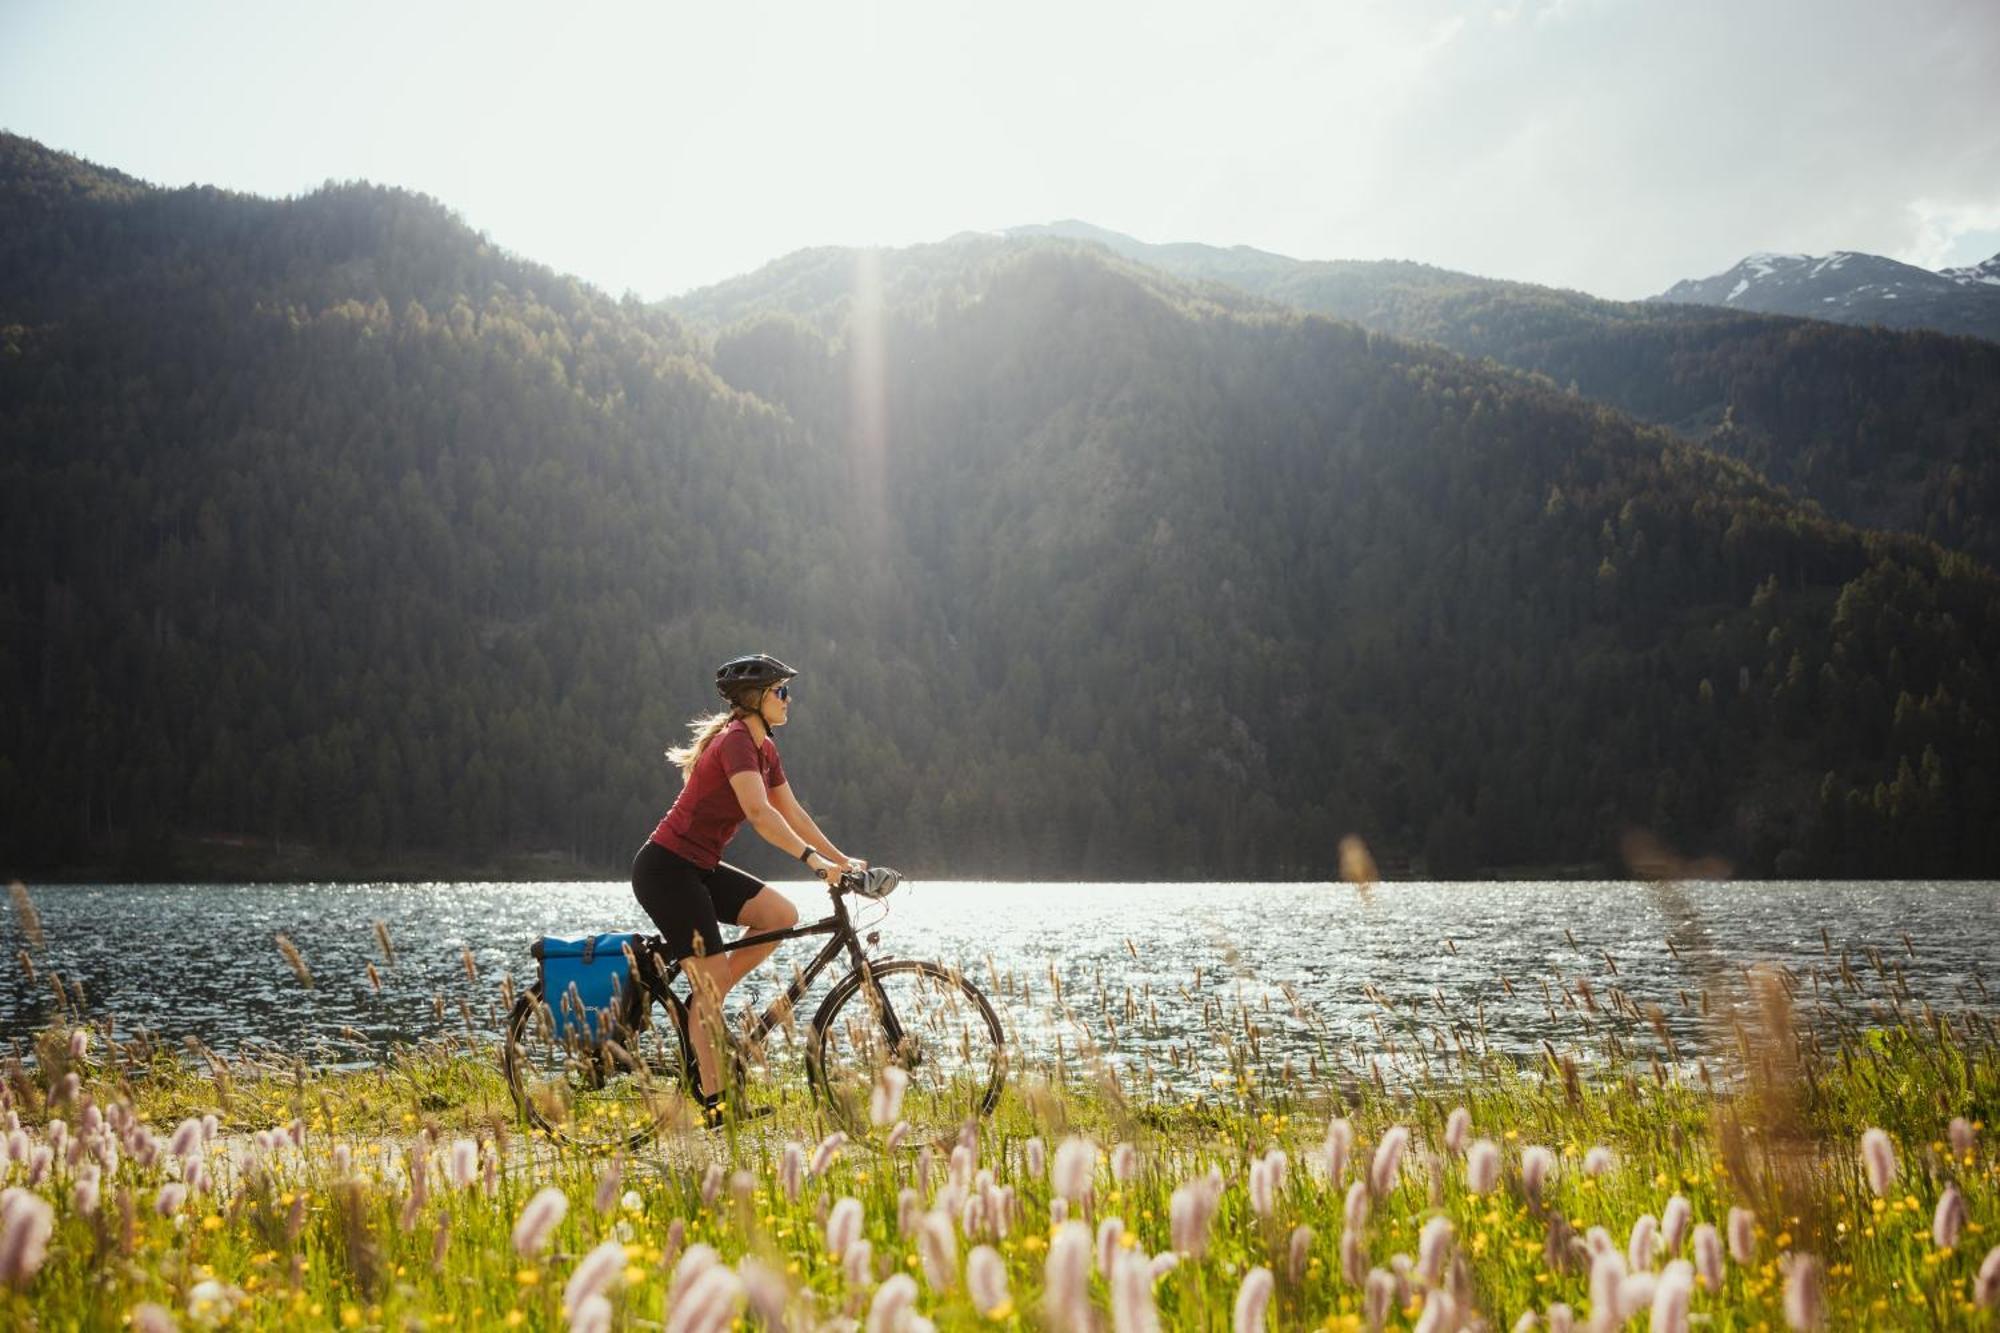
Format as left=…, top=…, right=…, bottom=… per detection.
left=4, top=881, right=2000, bottom=1331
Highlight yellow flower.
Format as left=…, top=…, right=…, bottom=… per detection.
left=341, top=1307, right=362, bottom=1328
left=625, top=1265, right=647, bottom=1285
left=986, top=1299, right=1016, bottom=1320
left=516, top=1269, right=542, bottom=1286
left=505, top=1312, right=526, bottom=1328
left=201, top=1214, right=223, bottom=1231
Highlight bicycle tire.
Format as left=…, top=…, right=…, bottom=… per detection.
left=502, top=980, right=692, bottom=1148
left=806, top=959, right=1007, bottom=1140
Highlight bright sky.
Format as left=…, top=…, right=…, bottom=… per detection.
left=4, top=0, right=1997, bottom=301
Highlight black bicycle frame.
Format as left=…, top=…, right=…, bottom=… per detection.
left=655, top=886, right=899, bottom=1050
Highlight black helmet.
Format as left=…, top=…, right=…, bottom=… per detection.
left=715, top=653, right=798, bottom=700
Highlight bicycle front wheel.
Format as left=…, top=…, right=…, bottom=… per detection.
left=808, top=959, right=1006, bottom=1141
left=503, top=983, right=693, bottom=1148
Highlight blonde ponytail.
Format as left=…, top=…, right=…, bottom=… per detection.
left=666, top=706, right=750, bottom=780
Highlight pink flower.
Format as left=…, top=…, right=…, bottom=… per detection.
left=1588, top=1249, right=1626, bottom=1333
left=1949, top=1117, right=1976, bottom=1157
left=968, top=1244, right=1010, bottom=1317
left=779, top=1141, right=805, bottom=1202
left=828, top=1197, right=864, bottom=1258
left=447, top=1139, right=478, bottom=1190
left=1628, top=1214, right=1657, bottom=1271
left=1026, top=1137, right=1045, bottom=1179
left=1170, top=1180, right=1214, bottom=1256
left=866, top=1273, right=918, bottom=1333
left=1651, top=1260, right=1692, bottom=1333
left=918, top=1210, right=956, bottom=1291
left=1727, top=1207, right=1756, bottom=1266
left=1860, top=1128, right=1896, bottom=1197
left=1364, top=1268, right=1395, bottom=1329
left=511, top=1186, right=567, bottom=1257
left=1249, top=1156, right=1277, bottom=1218
left=1369, top=1126, right=1409, bottom=1198
left=1052, top=1136, right=1096, bottom=1203
left=1289, top=1224, right=1314, bottom=1284
left=1045, top=1220, right=1091, bottom=1332
left=1934, top=1184, right=1966, bottom=1251
left=1233, top=1266, right=1274, bottom=1333
left=1445, top=1107, right=1471, bottom=1156
left=810, top=1131, right=848, bottom=1177
left=1111, top=1249, right=1159, bottom=1333
left=593, top=1159, right=623, bottom=1215
left=1325, top=1117, right=1353, bottom=1185
left=843, top=1238, right=874, bottom=1291
left=1976, top=1245, right=2000, bottom=1308
left=1466, top=1139, right=1500, bottom=1195
left=1111, top=1142, right=1138, bottom=1183
left=131, top=1303, right=176, bottom=1333
left=666, top=1264, right=745, bottom=1333
left=1660, top=1195, right=1690, bottom=1256
left=0, top=1188, right=54, bottom=1288
left=1341, top=1229, right=1368, bottom=1287
left=1692, top=1223, right=1723, bottom=1293
left=1782, top=1254, right=1822, bottom=1330
left=571, top=1293, right=611, bottom=1333
left=1344, top=1180, right=1371, bottom=1232
left=871, top=1068, right=909, bottom=1127
left=1521, top=1146, right=1554, bottom=1204
left=1097, top=1216, right=1125, bottom=1277
left=565, top=1239, right=628, bottom=1318
left=1417, top=1216, right=1454, bottom=1284
left=155, top=1182, right=187, bottom=1218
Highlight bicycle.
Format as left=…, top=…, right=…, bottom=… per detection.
left=502, top=866, right=1007, bottom=1149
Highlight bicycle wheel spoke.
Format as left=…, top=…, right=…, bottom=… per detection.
left=812, top=962, right=1005, bottom=1142
left=505, top=987, right=692, bottom=1148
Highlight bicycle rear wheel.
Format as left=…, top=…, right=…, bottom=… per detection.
left=807, top=959, right=1006, bottom=1141
left=502, top=982, right=693, bottom=1148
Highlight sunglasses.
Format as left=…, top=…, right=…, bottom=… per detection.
left=772, top=684, right=792, bottom=702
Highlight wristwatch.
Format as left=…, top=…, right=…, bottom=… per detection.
left=799, top=846, right=819, bottom=866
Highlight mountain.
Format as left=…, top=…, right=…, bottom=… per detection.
left=910, top=224, right=2000, bottom=569
left=6, top=134, right=2000, bottom=882
left=1653, top=249, right=2000, bottom=343
left=1941, top=254, right=2000, bottom=288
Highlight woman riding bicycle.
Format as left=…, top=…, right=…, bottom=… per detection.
left=634, top=653, right=864, bottom=1126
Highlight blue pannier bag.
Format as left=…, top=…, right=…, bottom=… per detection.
left=533, top=933, right=641, bottom=1043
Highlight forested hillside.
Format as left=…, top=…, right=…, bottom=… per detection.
left=937, top=223, right=2000, bottom=569
left=5, top=134, right=1998, bottom=880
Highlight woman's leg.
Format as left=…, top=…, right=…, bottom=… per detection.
left=705, top=865, right=799, bottom=990
left=631, top=841, right=730, bottom=1099
left=678, top=953, right=735, bottom=1101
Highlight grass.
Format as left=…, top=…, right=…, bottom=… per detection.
left=3, top=982, right=1998, bottom=1331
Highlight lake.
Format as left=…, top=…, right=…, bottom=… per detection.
left=6, top=879, right=1996, bottom=1094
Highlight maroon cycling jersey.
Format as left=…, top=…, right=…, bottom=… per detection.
left=651, top=719, right=787, bottom=869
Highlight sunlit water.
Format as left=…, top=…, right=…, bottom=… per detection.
left=5, top=881, right=1996, bottom=1095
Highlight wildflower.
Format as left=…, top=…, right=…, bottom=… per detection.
left=1616, top=1272, right=1656, bottom=1323
left=886, top=1121, right=910, bottom=1153
left=1976, top=1245, right=2000, bottom=1308
left=919, top=1209, right=957, bottom=1290
left=1112, top=1249, right=1159, bottom=1333
left=1651, top=1259, right=1692, bottom=1333
left=435, top=1138, right=474, bottom=1192
left=1546, top=1305, right=1574, bottom=1333
left=1370, top=1126, right=1409, bottom=1199
left=867, top=1273, right=919, bottom=1333
left=1148, top=1252, right=1179, bottom=1280
left=810, top=1131, right=848, bottom=1177
left=565, top=1238, right=627, bottom=1317
left=1949, top=1116, right=1976, bottom=1157
left=72, top=1164, right=100, bottom=1216
left=665, top=1263, right=745, bottom=1333
left=1588, top=1248, right=1626, bottom=1332
left=950, top=1144, right=975, bottom=1192
left=828, top=1197, right=864, bottom=1258
left=512, top=1186, right=567, bottom=1257
left=1445, top=1107, right=1471, bottom=1156
left=1233, top=1266, right=1274, bottom=1333
left=1628, top=1214, right=1657, bottom=1271
left=1344, top=1180, right=1371, bottom=1232
left=570, top=1295, right=612, bottom=1333
left=1782, top=1254, right=1823, bottom=1330
left=1289, top=1224, right=1314, bottom=1284
left=132, top=1303, right=177, bottom=1333
left=1726, top=1207, right=1756, bottom=1265
left=1169, top=1180, right=1214, bottom=1256
left=737, top=1256, right=789, bottom=1329
left=1097, top=1217, right=1125, bottom=1276
left=1249, top=1156, right=1277, bottom=1218
left=155, top=1182, right=188, bottom=1218
left=968, top=1244, right=1009, bottom=1316
left=1466, top=1139, right=1500, bottom=1195
left=1416, top=1216, right=1453, bottom=1284
left=1692, top=1223, right=1722, bottom=1292
left=1026, top=1137, right=1045, bottom=1179
left=843, top=1238, right=874, bottom=1290
left=1325, top=1117, right=1353, bottom=1185
left=1364, top=1268, right=1395, bottom=1330
left=1660, top=1196, right=1690, bottom=1256
left=869, top=1068, right=909, bottom=1127
left=1342, top=1228, right=1368, bottom=1287
left=778, top=1141, right=805, bottom=1202
left=1052, top=1136, right=1096, bottom=1203
left=168, top=1117, right=203, bottom=1161
left=1045, top=1220, right=1091, bottom=1333
left=699, top=1164, right=722, bottom=1206
left=0, top=1187, right=54, bottom=1288
left=594, top=1158, right=623, bottom=1214
left=1111, top=1142, right=1138, bottom=1184
left=1583, top=1146, right=1613, bottom=1177
left=1929, top=1184, right=1967, bottom=1251
left=1860, top=1129, right=1897, bottom=1197
left=1521, top=1146, right=1554, bottom=1204
left=1413, top=1290, right=1456, bottom=1333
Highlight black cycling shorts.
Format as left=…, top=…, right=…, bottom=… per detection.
left=631, top=839, right=766, bottom=962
